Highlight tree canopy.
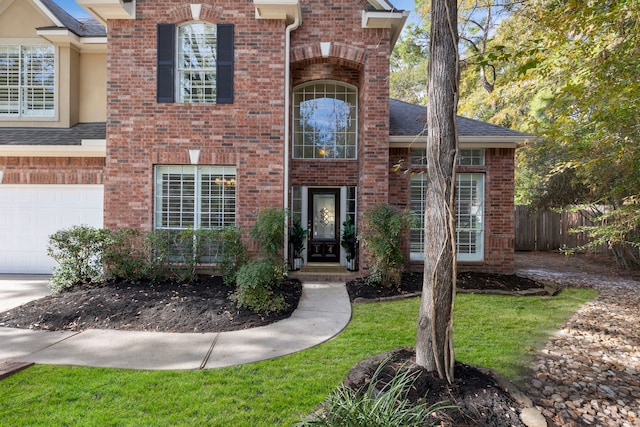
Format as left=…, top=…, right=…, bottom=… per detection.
left=395, top=0, right=640, bottom=266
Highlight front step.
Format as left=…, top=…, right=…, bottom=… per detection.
left=290, top=263, right=360, bottom=282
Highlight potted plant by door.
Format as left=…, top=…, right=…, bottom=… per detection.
left=341, top=218, right=357, bottom=271
left=290, top=219, right=308, bottom=271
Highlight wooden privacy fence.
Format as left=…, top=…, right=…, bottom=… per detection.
left=514, top=205, right=608, bottom=252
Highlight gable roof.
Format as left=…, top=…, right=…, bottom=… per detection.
left=37, top=0, right=105, bottom=37
left=389, top=98, right=530, bottom=145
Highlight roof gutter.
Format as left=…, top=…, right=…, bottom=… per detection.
left=390, top=135, right=531, bottom=149
left=0, top=140, right=106, bottom=157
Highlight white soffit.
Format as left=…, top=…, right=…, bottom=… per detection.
left=253, top=0, right=300, bottom=24
left=362, top=10, right=409, bottom=47
left=76, top=0, right=135, bottom=25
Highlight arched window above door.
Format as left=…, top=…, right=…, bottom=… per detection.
left=293, top=81, right=357, bottom=159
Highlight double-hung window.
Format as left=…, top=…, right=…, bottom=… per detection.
left=455, top=174, right=484, bottom=261
left=154, top=165, right=236, bottom=230
left=0, top=45, right=55, bottom=117
left=410, top=149, right=485, bottom=262
left=157, top=22, right=234, bottom=104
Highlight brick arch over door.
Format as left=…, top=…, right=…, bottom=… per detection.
left=291, top=43, right=367, bottom=70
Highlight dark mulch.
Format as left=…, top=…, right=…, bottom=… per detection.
left=344, top=347, right=529, bottom=427
left=2, top=269, right=547, bottom=424
left=0, top=276, right=302, bottom=333
left=346, top=271, right=545, bottom=301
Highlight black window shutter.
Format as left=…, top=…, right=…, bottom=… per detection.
left=216, top=24, right=234, bottom=104
left=157, top=24, right=175, bottom=103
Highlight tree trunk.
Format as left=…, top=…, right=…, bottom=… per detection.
left=415, top=0, right=459, bottom=384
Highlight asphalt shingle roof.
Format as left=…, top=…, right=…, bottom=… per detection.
left=390, top=98, right=527, bottom=138
left=0, top=123, right=106, bottom=145
left=0, top=101, right=526, bottom=146
left=38, top=0, right=106, bottom=37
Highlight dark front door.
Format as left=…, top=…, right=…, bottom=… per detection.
left=308, top=188, right=340, bottom=263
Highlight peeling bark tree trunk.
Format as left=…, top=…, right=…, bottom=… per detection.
left=415, top=0, right=459, bottom=384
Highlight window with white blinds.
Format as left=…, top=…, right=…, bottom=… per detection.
left=154, top=165, right=236, bottom=230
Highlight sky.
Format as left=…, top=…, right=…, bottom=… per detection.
left=54, top=0, right=90, bottom=18
left=55, top=0, right=418, bottom=24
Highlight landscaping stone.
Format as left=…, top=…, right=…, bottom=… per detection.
left=517, top=253, right=640, bottom=427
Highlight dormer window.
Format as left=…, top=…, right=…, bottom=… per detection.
left=0, top=45, right=55, bottom=118
left=157, top=23, right=234, bottom=104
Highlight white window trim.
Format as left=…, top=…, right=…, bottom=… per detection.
left=0, top=44, right=56, bottom=119
left=456, top=173, right=485, bottom=262
left=410, top=173, right=485, bottom=262
left=293, top=80, right=358, bottom=160
left=176, top=22, right=217, bottom=103
left=154, top=165, right=236, bottom=230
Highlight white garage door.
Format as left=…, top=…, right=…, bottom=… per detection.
left=0, top=185, right=103, bottom=274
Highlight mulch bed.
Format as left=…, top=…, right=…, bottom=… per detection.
left=0, top=276, right=302, bottom=333
left=343, top=347, right=530, bottom=427
left=346, top=271, right=547, bottom=301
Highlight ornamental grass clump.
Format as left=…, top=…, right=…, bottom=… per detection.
left=297, top=361, right=450, bottom=427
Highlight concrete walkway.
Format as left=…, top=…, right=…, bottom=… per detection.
left=0, top=276, right=351, bottom=371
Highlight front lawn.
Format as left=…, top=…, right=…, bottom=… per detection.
left=0, top=288, right=596, bottom=426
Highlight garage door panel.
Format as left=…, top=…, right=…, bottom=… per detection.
left=0, top=185, right=104, bottom=274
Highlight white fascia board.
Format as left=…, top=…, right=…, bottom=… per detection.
left=33, top=0, right=65, bottom=27
left=253, top=0, right=301, bottom=24
left=76, top=0, right=135, bottom=25
left=36, top=28, right=80, bottom=47
left=0, top=140, right=106, bottom=158
left=37, top=29, right=106, bottom=52
left=367, top=0, right=393, bottom=11
left=78, top=37, right=108, bottom=53
left=362, top=10, right=409, bottom=47
left=389, top=135, right=531, bottom=149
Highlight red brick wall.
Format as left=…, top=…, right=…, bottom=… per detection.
left=103, top=0, right=392, bottom=271
left=105, top=1, right=288, bottom=231
left=481, top=147, right=515, bottom=273
left=0, top=157, right=104, bottom=184
left=289, top=0, right=392, bottom=270
left=389, top=147, right=515, bottom=274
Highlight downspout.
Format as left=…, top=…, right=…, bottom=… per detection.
left=283, top=9, right=301, bottom=265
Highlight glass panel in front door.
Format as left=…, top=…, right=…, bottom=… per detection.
left=313, top=194, right=335, bottom=239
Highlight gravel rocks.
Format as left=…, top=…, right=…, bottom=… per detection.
left=517, top=255, right=640, bottom=427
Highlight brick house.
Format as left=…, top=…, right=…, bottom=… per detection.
left=0, top=0, right=527, bottom=275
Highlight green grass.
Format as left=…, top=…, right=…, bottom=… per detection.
left=0, top=288, right=596, bottom=426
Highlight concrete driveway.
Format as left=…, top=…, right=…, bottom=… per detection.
left=0, top=275, right=50, bottom=312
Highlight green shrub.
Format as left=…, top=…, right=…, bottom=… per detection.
left=297, top=361, right=448, bottom=427
left=251, top=208, right=286, bottom=261
left=47, top=225, right=108, bottom=293
left=142, top=228, right=218, bottom=282
left=102, top=228, right=148, bottom=282
left=219, top=227, right=249, bottom=285
left=360, top=204, right=411, bottom=287
left=232, top=260, right=286, bottom=314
